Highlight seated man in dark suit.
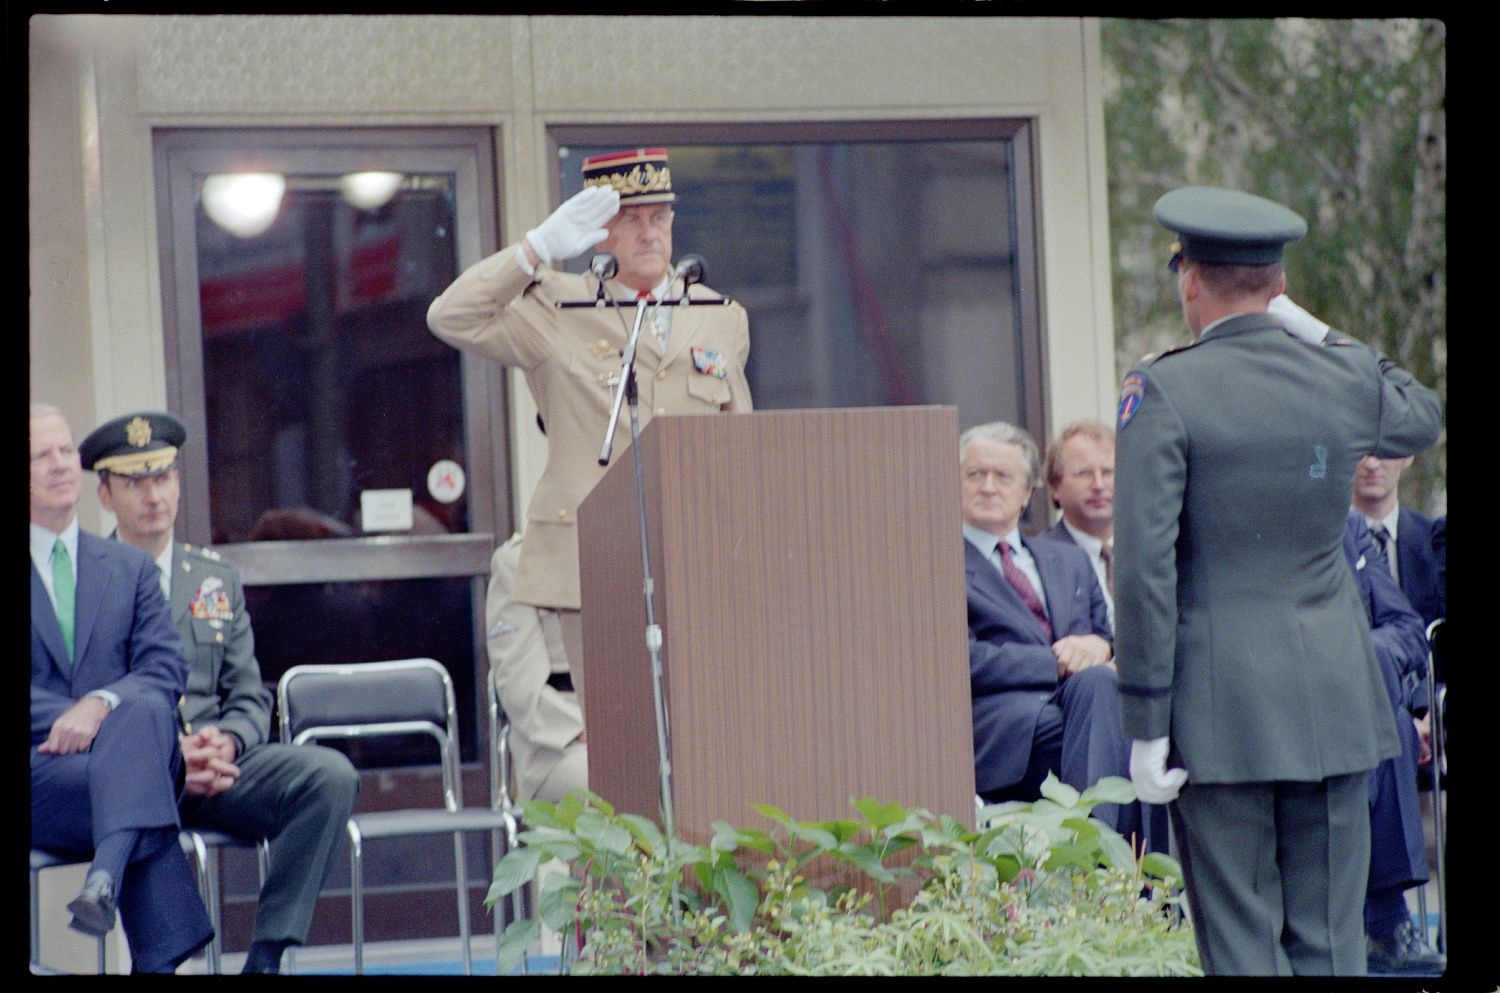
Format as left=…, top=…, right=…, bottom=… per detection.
left=1351, top=455, right=1446, bottom=758
left=961, top=421, right=1158, bottom=851
left=1342, top=510, right=1443, bottom=975
left=29, top=402, right=213, bottom=973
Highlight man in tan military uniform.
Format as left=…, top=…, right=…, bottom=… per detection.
left=428, top=149, right=752, bottom=708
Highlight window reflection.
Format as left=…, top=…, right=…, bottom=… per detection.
left=245, top=571, right=478, bottom=765
left=196, top=173, right=465, bottom=543
left=557, top=139, right=1027, bottom=430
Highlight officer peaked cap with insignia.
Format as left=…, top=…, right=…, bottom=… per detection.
left=581, top=148, right=676, bottom=207
left=79, top=410, right=187, bottom=477
left=1154, top=185, right=1308, bottom=272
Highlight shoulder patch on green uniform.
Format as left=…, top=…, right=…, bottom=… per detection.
left=1118, top=372, right=1148, bottom=430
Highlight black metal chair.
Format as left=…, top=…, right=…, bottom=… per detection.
left=487, top=674, right=527, bottom=934
left=277, top=658, right=515, bottom=975
left=179, top=828, right=271, bottom=974
left=1414, top=618, right=1446, bottom=954
left=29, top=848, right=107, bottom=975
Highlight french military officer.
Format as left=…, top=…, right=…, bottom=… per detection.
left=1112, top=186, right=1442, bottom=975
left=427, top=149, right=752, bottom=708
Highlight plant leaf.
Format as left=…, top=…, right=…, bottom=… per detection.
left=1038, top=772, right=1081, bottom=808
left=573, top=812, right=633, bottom=855
left=619, top=813, right=663, bottom=854
left=495, top=917, right=540, bottom=976
left=1078, top=775, right=1137, bottom=807
left=712, top=866, right=760, bottom=933
left=537, top=875, right=580, bottom=933
left=488, top=845, right=542, bottom=902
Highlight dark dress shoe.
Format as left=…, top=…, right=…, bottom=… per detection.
left=66, top=871, right=118, bottom=937
left=1367, top=919, right=1445, bottom=975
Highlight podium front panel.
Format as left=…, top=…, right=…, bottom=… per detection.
left=580, top=407, right=973, bottom=844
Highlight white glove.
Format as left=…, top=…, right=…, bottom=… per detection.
left=1129, top=737, right=1188, bottom=804
left=525, top=186, right=620, bottom=265
left=1267, top=293, right=1330, bottom=345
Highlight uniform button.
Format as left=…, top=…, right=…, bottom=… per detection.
left=216, top=632, right=225, bottom=644
left=655, top=406, right=666, bottom=416
left=597, top=338, right=609, bottom=349
left=597, top=373, right=606, bottom=384
left=656, top=369, right=667, bottom=380
left=557, top=508, right=567, bottom=520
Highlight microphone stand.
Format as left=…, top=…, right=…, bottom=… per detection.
left=552, top=274, right=731, bottom=846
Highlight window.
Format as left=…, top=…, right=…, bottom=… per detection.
left=552, top=120, right=1044, bottom=439
left=155, top=128, right=504, bottom=761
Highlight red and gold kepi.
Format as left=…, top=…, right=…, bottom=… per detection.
left=581, top=148, right=676, bottom=206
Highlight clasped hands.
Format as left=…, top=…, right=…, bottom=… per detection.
left=181, top=725, right=241, bottom=797
left=1052, top=633, right=1113, bottom=677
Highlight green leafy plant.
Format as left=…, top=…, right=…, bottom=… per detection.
left=485, top=774, right=1200, bottom=976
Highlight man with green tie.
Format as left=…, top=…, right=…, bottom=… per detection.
left=29, top=402, right=213, bottom=973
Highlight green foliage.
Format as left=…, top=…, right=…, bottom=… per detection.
left=484, top=775, right=1200, bottom=976
left=1102, top=18, right=1446, bottom=514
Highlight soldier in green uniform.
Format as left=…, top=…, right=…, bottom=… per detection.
left=81, top=411, right=360, bottom=974
left=1112, top=186, right=1442, bottom=975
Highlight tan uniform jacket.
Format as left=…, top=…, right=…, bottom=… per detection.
left=428, top=244, right=753, bottom=609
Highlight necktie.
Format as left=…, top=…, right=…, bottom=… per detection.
left=1100, top=540, right=1114, bottom=595
left=997, top=540, right=1052, bottom=640
left=1369, top=524, right=1394, bottom=577
left=51, top=538, right=75, bottom=663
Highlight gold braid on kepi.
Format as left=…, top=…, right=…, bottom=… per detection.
left=580, top=148, right=677, bottom=207
left=78, top=410, right=188, bottom=477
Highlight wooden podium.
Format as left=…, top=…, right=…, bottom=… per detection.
left=578, top=406, right=975, bottom=844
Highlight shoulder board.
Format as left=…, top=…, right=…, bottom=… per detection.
left=181, top=542, right=223, bottom=562
left=1322, top=331, right=1354, bottom=347
left=1140, top=339, right=1200, bottom=366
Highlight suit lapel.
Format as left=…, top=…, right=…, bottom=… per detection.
left=1396, top=507, right=1426, bottom=593
left=965, top=538, right=1049, bottom=642
left=1024, top=536, right=1067, bottom=635
left=71, top=532, right=110, bottom=672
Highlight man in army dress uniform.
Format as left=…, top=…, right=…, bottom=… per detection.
left=81, top=411, right=359, bottom=974
left=1112, top=186, right=1442, bottom=975
left=428, top=148, right=752, bottom=709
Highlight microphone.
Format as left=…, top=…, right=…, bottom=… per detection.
left=589, top=253, right=618, bottom=305
left=590, top=252, right=619, bottom=281
left=671, top=254, right=706, bottom=288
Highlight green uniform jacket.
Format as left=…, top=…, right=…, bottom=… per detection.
left=427, top=245, right=753, bottom=611
left=171, top=541, right=273, bottom=752
left=1113, top=313, right=1441, bottom=784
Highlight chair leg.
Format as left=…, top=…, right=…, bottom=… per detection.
left=30, top=866, right=42, bottom=969
left=182, top=832, right=223, bottom=974
left=453, top=832, right=472, bottom=976
left=348, top=823, right=364, bottom=976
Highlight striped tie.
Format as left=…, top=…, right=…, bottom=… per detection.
left=51, top=538, right=75, bottom=663
left=998, top=540, right=1052, bottom=641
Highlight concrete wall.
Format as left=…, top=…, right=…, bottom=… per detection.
left=30, top=13, right=1116, bottom=534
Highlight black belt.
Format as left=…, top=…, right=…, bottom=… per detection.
left=546, top=672, right=574, bottom=693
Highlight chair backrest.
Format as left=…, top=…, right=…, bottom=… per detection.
left=1427, top=617, right=1446, bottom=683
left=278, top=659, right=462, bottom=810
